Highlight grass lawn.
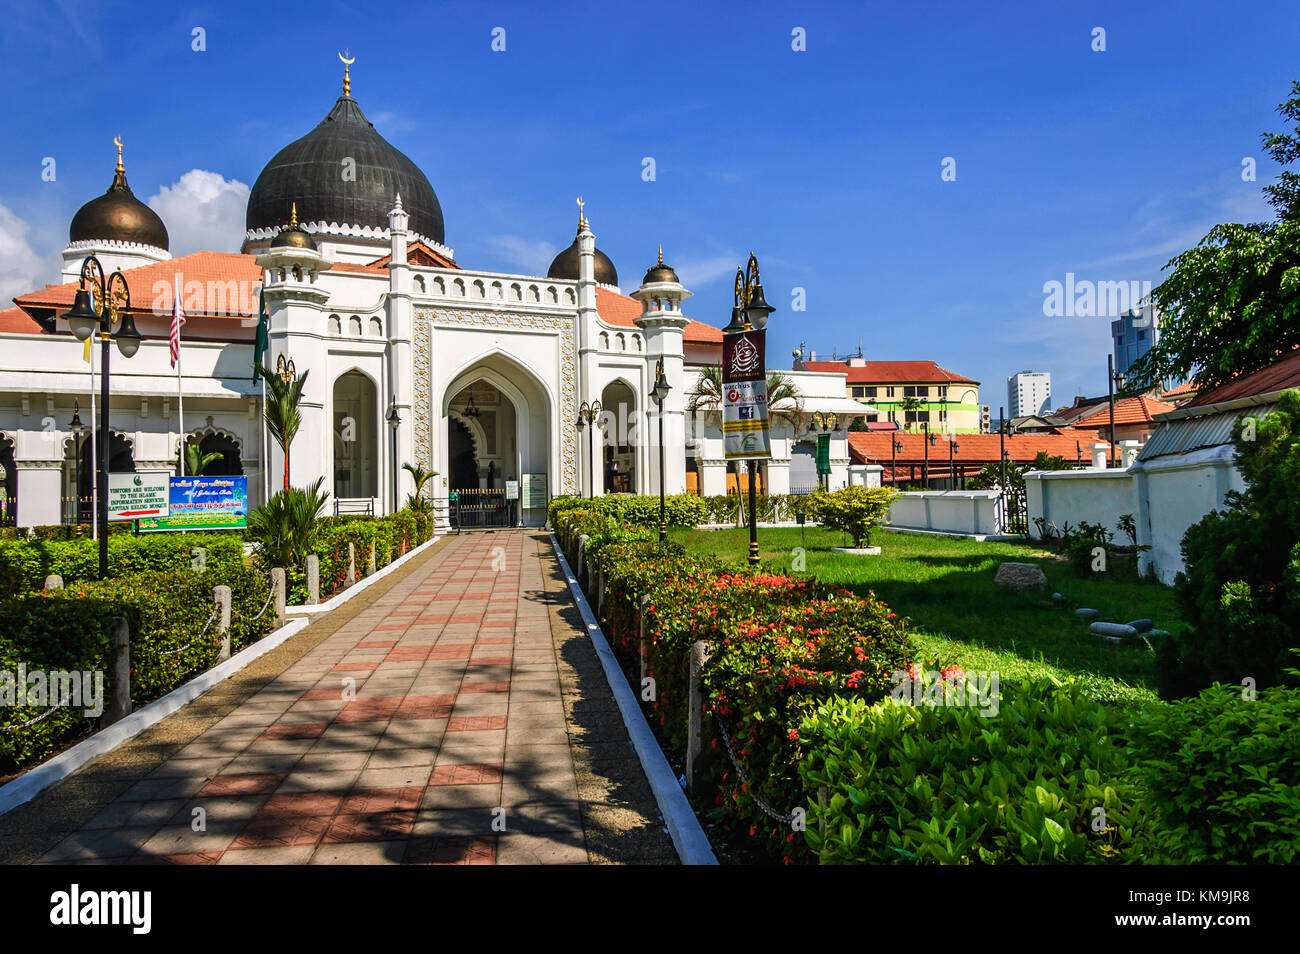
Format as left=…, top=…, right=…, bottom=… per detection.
left=668, top=526, right=1183, bottom=707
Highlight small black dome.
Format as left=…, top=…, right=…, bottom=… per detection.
left=548, top=228, right=618, bottom=286
left=246, top=93, right=443, bottom=243
left=70, top=169, right=169, bottom=250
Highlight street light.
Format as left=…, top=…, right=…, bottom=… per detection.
left=69, top=402, right=84, bottom=525
left=891, top=433, right=903, bottom=489
left=651, top=359, right=671, bottom=542
left=948, top=434, right=960, bottom=489
left=60, top=255, right=142, bottom=579
left=922, top=422, right=936, bottom=489
left=1107, top=354, right=1126, bottom=468
left=386, top=398, right=401, bottom=512
left=575, top=400, right=602, bottom=498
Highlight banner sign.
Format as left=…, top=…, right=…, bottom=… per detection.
left=138, top=476, right=248, bottom=531
left=816, top=433, right=832, bottom=475
left=522, top=473, right=548, bottom=509
left=108, top=472, right=170, bottom=522
left=721, top=328, right=771, bottom=460
left=505, top=479, right=520, bottom=501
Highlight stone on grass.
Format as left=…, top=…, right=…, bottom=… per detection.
left=994, top=562, right=1048, bottom=593
left=1091, top=621, right=1138, bottom=641
left=830, top=546, right=882, bottom=556
left=1051, top=592, right=1066, bottom=603
left=1126, top=619, right=1155, bottom=633
left=1075, top=608, right=1100, bottom=622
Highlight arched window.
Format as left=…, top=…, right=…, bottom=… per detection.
left=333, top=372, right=378, bottom=500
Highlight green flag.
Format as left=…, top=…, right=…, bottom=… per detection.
left=253, top=286, right=269, bottom=377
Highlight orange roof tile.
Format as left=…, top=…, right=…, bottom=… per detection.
left=14, top=251, right=263, bottom=319
left=848, top=430, right=1102, bottom=466
left=804, top=359, right=979, bottom=385
left=1162, top=379, right=1197, bottom=397
left=366, top=241, right=459, bottom=270
left=0, top=306, right=45, bottom=334
left=594, top=286, right=722, bottom=344
left=1072, top=395, right=1176, bottom=428
left=1186, top=349, right=1300, bottom=408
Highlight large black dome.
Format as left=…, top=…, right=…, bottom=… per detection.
left=70, top=168, right=169, bottom=250
left=245, top=93, right=444, bottom=244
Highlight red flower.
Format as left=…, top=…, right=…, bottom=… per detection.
left=787, top=728, right=799, bottom=741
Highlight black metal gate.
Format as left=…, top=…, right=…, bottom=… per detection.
left=1002, top=484, right=1029, bottom=535
left=451, top=488, right=515, bottom=529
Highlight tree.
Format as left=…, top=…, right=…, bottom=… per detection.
left=896, top=396, right=924, bottom=431
left=967, top=452, right=1077, bottom=490
left=183, top=442, right=224, bottom=476
left=687, top=365, right=802, bottom=422
left=403, top=462, right=438, bottom=515
left=1159, top=389, right=1300, bottom=697
left=256, top=363, right=308, bottom=490
left=810, top=486, right=899, bottom=549
left=1127, top=81, right=1300, bottom=391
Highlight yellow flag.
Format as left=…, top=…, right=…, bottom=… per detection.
left=82, top=336, right=92, bottom=363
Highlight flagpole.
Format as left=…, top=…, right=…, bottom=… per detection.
left=88, top=334, right=97, bottom=539
left=174, top=276, right=186, bottom=476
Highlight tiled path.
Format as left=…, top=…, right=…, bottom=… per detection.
left=18, top=531, right=674, bottom=865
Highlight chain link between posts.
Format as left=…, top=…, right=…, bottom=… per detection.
left=232, top=572, right=277, bottom=622
left=713, top=712, right=798, bottom=827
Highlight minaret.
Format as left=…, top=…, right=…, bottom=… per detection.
left=387, top=193, right=414, bottom=514
left=632, top=247, right=691, bottom=496
left=255, top=205, right=331, bottom=498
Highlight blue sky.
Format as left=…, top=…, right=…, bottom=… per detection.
left=2, top=0, right=1297, bottom=405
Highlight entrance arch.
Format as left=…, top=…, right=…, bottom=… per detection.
left=600, top=379, right=637, bottom=493
left=440, top=353, right=553, bottom=527
left=333, top=371, right=378, bottom=501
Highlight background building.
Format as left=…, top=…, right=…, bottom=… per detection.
left=1007, top=370, right=1052, bottom=418
left=1111, top=306, right=1159, bottom=377
left=800, top=355, right=982, bottom=433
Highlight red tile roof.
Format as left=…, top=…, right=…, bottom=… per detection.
left=366, top=241, right=459, bottom=270
left=1162, top=379, right=1197, bottom=397
left=1185, top=349, right=1300, bottom=408
left=1072, top=395, right=1176, bottom=428
left=804, top=359, right=979, bottom=385
left=848, top=430, right=1102, bottom=466
left=14, top=251, right=263, bottom=319
left=595, top=286, right=722, bottom=345
left=0, top=306, right=45, bottom=334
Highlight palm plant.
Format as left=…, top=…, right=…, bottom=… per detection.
left=896, top=395, right=924, bottom=431
left=247, top=476, right=329, bottom=568
left=256, top=363, right=308, bottom=490
left=402, top=462, right=438, bottom=514
left=688, top=365, right=802, bottom=421
left=183, top=442, right=224, bottom=476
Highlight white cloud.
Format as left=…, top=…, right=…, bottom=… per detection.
left=673, top=254, right=739, bottom=288
left=0, top=202, right=54, bottom=302
left=480, top=235, right=560, bottom=275
left=147, top=170, right=250, bottom=256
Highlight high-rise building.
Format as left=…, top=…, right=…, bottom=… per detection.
left=1007, top=371, right=1052, bottom=418
left=1111, top=306, right=1159, bottom=377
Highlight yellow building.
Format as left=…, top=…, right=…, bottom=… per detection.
left=802, top=358, right=982, bottom=433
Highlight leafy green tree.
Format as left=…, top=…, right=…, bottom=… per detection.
left=1159, top=390, right=1300, bottom=697
left=402, top=462, right=438, bottom=515
left=255, top=363, right=308, bottom=490
left=1128, top=81, right=1300, bottom=391
left=810, top=486, right=899, bottom=548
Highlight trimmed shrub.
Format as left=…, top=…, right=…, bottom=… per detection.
left=798, top=678, right=1149, bottom=864
left=1132, top=683, right=1300, bottom=863
left=809, top=486, right=898, bottom=548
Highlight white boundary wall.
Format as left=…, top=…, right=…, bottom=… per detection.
left=1024, top=444, right=1245, bottom=584
left=886, top=490, right=1005, bottom=536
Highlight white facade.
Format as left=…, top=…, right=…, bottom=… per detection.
left=1007, top=370, right=1051, bottom=418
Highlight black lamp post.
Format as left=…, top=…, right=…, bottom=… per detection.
left=922, top=422, right=935, bottom=489
left=1107, top=354, right=1126, bottom=468
left=386, top=398, right=400, bottom=512
left=891, top=434, right=903, bottom=489
left=724, top=254, right=774, bottom=566
left=60, top=256, right=142, bottom=579
left=69, top=403, right=84, bottom=524
left=576, top=400, right=602, bottom=498
left=651, top=359, right=671, bottom=542
left=948, top=434, right=960, bottom=489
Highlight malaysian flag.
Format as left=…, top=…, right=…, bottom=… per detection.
left=170, top=276, right=186, bottom=367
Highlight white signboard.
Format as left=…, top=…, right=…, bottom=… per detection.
left=107, top=472, right=170, bottom=522
left=505, top=479, right=520, bottom=501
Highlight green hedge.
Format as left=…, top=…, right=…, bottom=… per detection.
left=0, top=533, right=248, bottom=600
left=798, top=678, right=1150, bottom=864
left=277, top=509, right=434, bottom=605
left=0, top=560, right=277, bottom=774
left=548, top=493, right=817, bottom=529
left=554, top=504, right=911, bottom=864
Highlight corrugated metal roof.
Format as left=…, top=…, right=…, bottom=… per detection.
left=1138, top=404, right=1276, bottom=460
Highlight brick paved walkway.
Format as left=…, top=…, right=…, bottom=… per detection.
left=29, top=531, right=668, bottom=865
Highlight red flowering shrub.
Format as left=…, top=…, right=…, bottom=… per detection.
left=553, top=505, right=912, bottom=863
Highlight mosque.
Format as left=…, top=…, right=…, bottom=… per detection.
left=0, top=59, right=864, bottom=529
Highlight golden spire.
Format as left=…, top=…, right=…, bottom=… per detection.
left=657, top=244, right=663, bottom=265
left=339, top=50, right=355, bottom=96
left=113, top=136, right=124, bottom=174
left=576, top=195, right=586, bottom=230
left=290, top=202, right=298, bottom=226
